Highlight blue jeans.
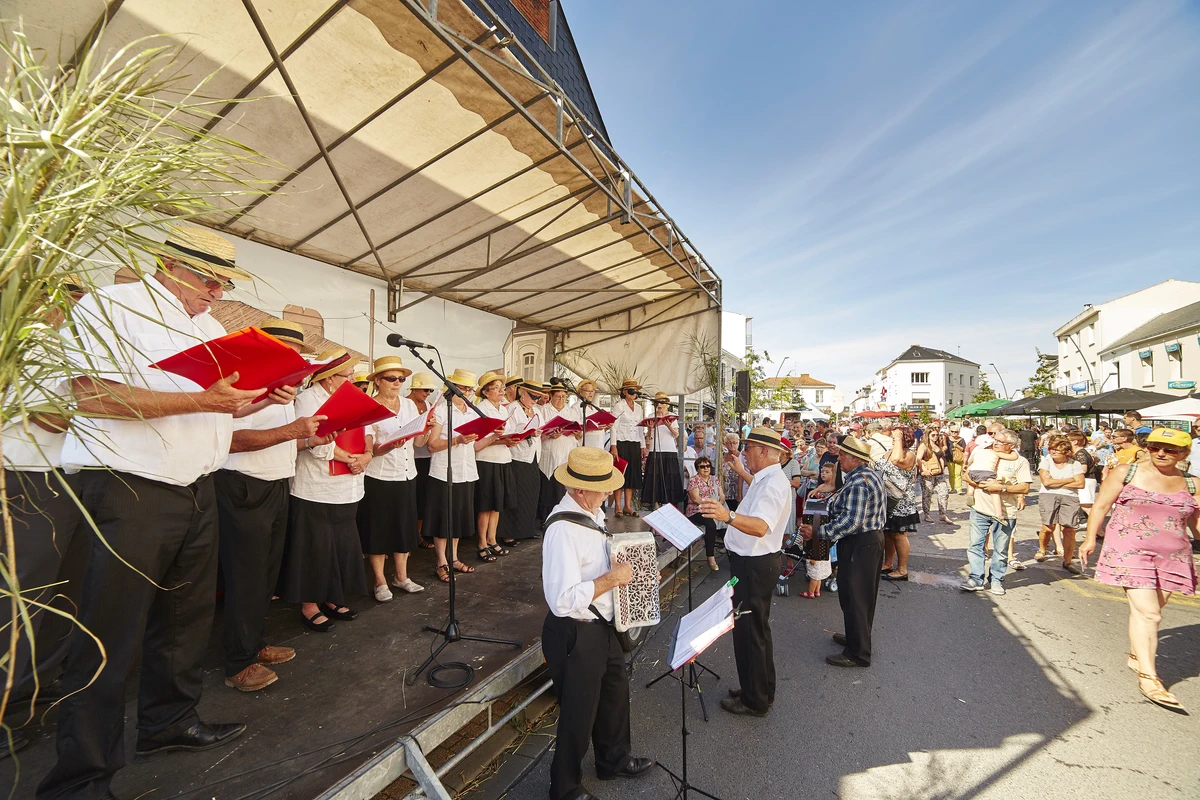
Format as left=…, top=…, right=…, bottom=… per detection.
left=967, top=508, right=1015, bottom=584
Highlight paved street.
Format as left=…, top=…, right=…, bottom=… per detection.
left=493, top=491, right=1200, bottom=800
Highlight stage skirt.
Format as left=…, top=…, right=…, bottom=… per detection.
left=424, top=476, right=476, bottom=540
left=357, top=475, right=419, bottom=555
left=282, top=496, right=368, bottom=606
left=616, top=440, right=644, bottom=491
left=498, top=459, right=542, bottom=540
left=641, top=451, right=685, bottom=506
left=475, top=460, right=514, bottom=513
left=538, top=472, right=567, bottom=523
left=414, top=457, right=430, bottom=522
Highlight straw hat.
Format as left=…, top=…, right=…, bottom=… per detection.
left=504, top=375, right=524, bottom=388
left=446, top=368, right=477, bottom=388
left=619, top=378, right=642, bottom=392
left=521, top=379, right=548, bottom=397
left=577, top=379, right=598, bottom=393
left=652, top=392, right=672, bottom=404
left=547, top=377, right=569, bottom=394
left=147, top=224, right=252, bottom=285
left=740, top=426, right=790, bottom=454
left=258, top=318, right=305, bottom=348
left=477, top=371, right=505, bottom=391
left=554, top=447, right=625, bottom=493
left=367, top=355, right=412, bottom=381
left=409, top=372, right=440, bottom=391
left=352, top=362, right=371, bottom=385
left=312, top=347, right=352, bottom=383
left=838, top=435, right=874, bottom=463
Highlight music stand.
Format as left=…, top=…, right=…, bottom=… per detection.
left=402, top=346, right=521, bottom=688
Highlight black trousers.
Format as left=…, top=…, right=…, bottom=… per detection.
left=38, top=472, right=221, bottom=800
left=215, top=470, right=289, bottom=677
left=1, top=470, right=90, bottom=698
left=728, top=551, right=780, bottom=712
left=836, top=530, right=884, bottom=665
left=542, top=612, right=632, bottom=800
left=688, top=513, right=719, bottom=557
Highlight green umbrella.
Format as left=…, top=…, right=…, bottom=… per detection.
left=951, top=399, right=1009, bottom=418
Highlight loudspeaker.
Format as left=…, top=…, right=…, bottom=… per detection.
left=735, top=370, right=750, bottom=413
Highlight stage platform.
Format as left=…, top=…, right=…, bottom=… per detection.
left=2, top=510, right=663, bottom=799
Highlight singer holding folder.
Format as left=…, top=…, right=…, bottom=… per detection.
left=497, top=380, right=547, bottom=546
left=641, top=392, right=685, bottom=509
left=610, top=379, right=646, bottom=517
left=282, top=349, right=371, bottom=632
left=538, top=381, right=579, bottom=522
left=474, top=372, right=515, bottom=563
left=425, top=369, right=487, bottom=582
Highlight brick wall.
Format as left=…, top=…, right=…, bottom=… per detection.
left=509, top=0, right=550, bottom=42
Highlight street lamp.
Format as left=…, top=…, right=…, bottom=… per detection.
left=774, top=356, right=790, bottom=378
left=989, top=363, right=1010, bottom=399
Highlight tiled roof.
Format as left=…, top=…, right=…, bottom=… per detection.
left=891, top=345, right=978, bottom=366
left=210, top=300, right=365, bottom=361
left=764, top=373, right=835, bottom=388
left=1100, top=299, right=1200, bottom=354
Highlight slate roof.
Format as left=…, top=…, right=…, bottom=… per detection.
left=890, top=345, right=978, bottom=367
left=467, top=0, right=612, bottom=150
left=1101, top=299, right=1200, bottom=354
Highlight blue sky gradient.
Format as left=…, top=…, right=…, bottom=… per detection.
left=564, top=0, right=1200, bottom=399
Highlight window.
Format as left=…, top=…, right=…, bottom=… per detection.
left=958, top=374, right=964, bottom=385
left=1167, top=345, right=1183, bottom=381
left=1084, top=323, right=1095, bottom=347
left=948, top=374, right=953, bottom=384
left=522, top=352, right=536, bottom=380
left=1141, top=352, right=1154, bottom=385
left=815, top=390, right=824, bottom=404
left=969, top=375, right=975, bottom=387
left=911, top=372, right=929, bottom=384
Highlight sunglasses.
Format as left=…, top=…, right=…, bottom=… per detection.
left=1146, top=444, right=1186, bottom=455
left=697, top=464, right=712, bottom=470
left=179, top=264, right=234, bottom=292
left=377, top=375, right=403, bottom=383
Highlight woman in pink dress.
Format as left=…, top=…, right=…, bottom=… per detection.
left=1079, top=428, right=1198, bottom=712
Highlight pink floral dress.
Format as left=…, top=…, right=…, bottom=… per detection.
left=1095, top=475, right=1198, bottom=595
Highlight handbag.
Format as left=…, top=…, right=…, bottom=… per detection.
left=921, top=450, right=943, bottom=477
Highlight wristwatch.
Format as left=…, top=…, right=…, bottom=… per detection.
left=728, top=510, right=737, bottom=524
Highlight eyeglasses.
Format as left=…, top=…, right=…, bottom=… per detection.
left=179, top=264, right=233, bottom=292
left=1146, top=444, right=1186, bottom=455
left=377, top=375, right=403, bottom=383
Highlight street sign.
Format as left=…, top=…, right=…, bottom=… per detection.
left=1070, top=382, right=1088, bottom=394
left=1167, top=380, right=1195, bottom=389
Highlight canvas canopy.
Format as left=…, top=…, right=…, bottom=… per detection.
left=20, top=0, right=721, bottom=395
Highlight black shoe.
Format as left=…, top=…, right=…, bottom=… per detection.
left=832, top=632, right=847, bottom=646
left=826, top=653, right=868, bottom=668
left=304, top=609, right=335, bottom=632
left=727, top=688, right=774, bottom=705
left=719, top=697, right=768, bottom=717
left=597, top=756, right=654, bottom=780
left=881, top=572, right=908, bottom=581
left=323, top=604, right=358, bottom=621
left=0, top=729, right=31, bottom=760
left=135, top=721, right=246, bottom=759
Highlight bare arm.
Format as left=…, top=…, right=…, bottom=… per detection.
left=73, top=373, right=261, bottom=420
left=1079, top=465, right=1130, bottom=566
left=592, top=563, right=633, bottom=599
left=230, top=415, right=326, bottom=453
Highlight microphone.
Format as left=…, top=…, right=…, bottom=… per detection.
left=386, top=333, right=435, bottom=349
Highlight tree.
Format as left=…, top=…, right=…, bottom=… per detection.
left=1024, top=348, right=1057, bottom=398
left=973, top=376, right=998, bottom=403
left=724, top=348, right=791, bottom=423
left=917, top=406, right=933, bottom=425
left=897, top=408, right=912, bottom=425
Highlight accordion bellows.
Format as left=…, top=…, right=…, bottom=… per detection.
left=608, top=532, right=661, bottom=632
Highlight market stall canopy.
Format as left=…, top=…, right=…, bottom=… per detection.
left=855, top=410, right=901, bottom=419
left=1057, top=388, right=1179, bottom=413
left=1137, top=397, right=1200, bottom=419
left=20, top=0, right=720, bottom=395
left=989, top=394, right=1073, bottom=416
left=947, top=399, right=1010, bottom=418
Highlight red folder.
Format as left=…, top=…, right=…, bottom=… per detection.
left=541, top=415, right=581, bottom=435
left=636, top=415, right=678, bottom=428
left=329, top=426, right=366, bottom=476
left=582, top=409, right=617, bottom=427
left=454, top=416, right=506, bottom=439
left=151, top=326, right=346, bottom=400
left=614, top=456, right=629, bottom=475
left=505, top=428, right=538, bottom=443
left=313, top=382, right=393, bottom=438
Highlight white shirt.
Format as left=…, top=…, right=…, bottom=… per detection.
left=61, top=279, right=231, bottom=486
left=683, top=446, right=698, bottom=478
left=365, top=397, right=420, bottom=481
left=1040, top=459, right=1084, bottom=496
left=725, top=462, right=791, bottom=556
left=542, top=493, right=613, bottom=622
left=959, top=427, right=976, bottom=443
left=648, top=418, right=678, bottom=453
left=474, top=399, right=512, bottom=464
left=539, top=402, right=578, bottom=478
left=2, top=371, right=68, bottom=471
left=428, top=399, right=479, bottom=483
left=570, top=403, right=607, bottom=449
left=410, top=397, right=433, bottom=460
left=223, top=403, right=297, bottom=481
left=612, top=399, right=645, bottom=443
left=290, top=384, right=364, bottom=504
left=506, top=403, right=542, bottom=464
left=867, top=433, right=892, bottom=465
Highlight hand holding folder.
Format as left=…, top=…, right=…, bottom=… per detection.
left=375, top=407, right=434, bottom=450
left=636, top=414, right=678, bottom=428
left=313, top=382, right=393, bottom=438
left=541, top=415, right=581, bottom=436
left=453, top=416, right=506, bottom=440
left=329, top=426, right=367, bottom=476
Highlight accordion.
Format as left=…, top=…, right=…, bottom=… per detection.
left=608, top=532, right=662, bottom=633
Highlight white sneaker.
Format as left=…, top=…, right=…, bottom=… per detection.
left=989, top=582, right=1006, bottom=596
left=391, top=578, right=425, bottom=594
left=374, top=584, right=394, bottom=602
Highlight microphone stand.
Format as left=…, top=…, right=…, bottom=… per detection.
left=403, top=346, right=521, bottom=689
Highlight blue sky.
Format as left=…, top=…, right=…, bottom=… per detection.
left=564, top=0, right=1200, bottom=400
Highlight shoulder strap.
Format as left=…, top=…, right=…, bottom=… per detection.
left=543, top=511, right=609, bottom=535
left=587, top=604, right=612, bottom=625
left=1186, top=474, right=1196, bottom=495
left=1123, top=463, right=1138, bottom=484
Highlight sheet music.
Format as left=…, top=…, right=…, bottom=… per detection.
left=669, top=582, right=735, bottom=670
left=643, top=503, right=704, bottom=550
left=377, top=406, right=432, bottom=448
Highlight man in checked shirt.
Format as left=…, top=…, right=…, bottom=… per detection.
left=799, top=434, right=887, bottom=668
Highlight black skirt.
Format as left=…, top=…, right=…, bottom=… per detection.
left=641, top=451, right=685, bottom=506
left=884, top=512, right=920, bottom=533
left=616, top=440, right=644, bottom=491
left=414, top=457, right=431, bottom=522
left=475, top=460, right=513, bottom=513
left=282, top=496, right=369, bottom=606
left=538, top=471, right=566, bottom=522
left=424, top=477, right=476, bottom=540
left=357, top=476, right=419, bottom=555
left=498, top=459, right=541, bottom=540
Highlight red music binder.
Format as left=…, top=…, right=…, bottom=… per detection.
left=313, top=382, right=393, bottom=438
left=582, top=409, right=617, bottom=427
left=453, top=416, right=506, bottom=439
left=636, top=415, right=678, bottom=428
left=614, top=456, right=629, bottom=475
left=541, top=415, right=581, bottom=435
left=329, top=426, right=367, bottom=476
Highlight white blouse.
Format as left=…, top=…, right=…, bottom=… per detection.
left=290, top=384, right=365, bottom=504
left=648, top=417, right=678, bottom=453
left=410, top=397, right=433, bottom=461
left=474, top=398, right=512, bottom=465
left=428, top=399, right=479, bottom=483
left=539, top=402, right=579, bottom=478
left=506, top=403, right=542, bottom=464
left=611, top=398, right=645, bottom=444
left=365, top=396, right=420, bottom=481
left=224, top=402, right=297, bottom=482
left=570, top=403, right=607, bottom=449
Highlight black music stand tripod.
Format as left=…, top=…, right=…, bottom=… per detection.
left=402, top=345, right=521, bottom=688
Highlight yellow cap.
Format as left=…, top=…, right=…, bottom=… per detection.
left=1146, top=427, right=1192, bottom=447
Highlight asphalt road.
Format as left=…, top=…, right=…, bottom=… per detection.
left=490, top=491, right=1200, bottom=800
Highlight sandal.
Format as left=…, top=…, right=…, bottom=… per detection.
left=882, top=572, right=909, bottom=581
left=489, top=544, right=509, bottom=557
left=500, top=539, right=518, bottom=547
left=1137, top=671, right=1184, bottom=711
left=1127, top=652, right=1138, bottom=672
left=436, top=564, right=450, bottom=583
left=452, top=560, right=475, bottom=574
left=477, top=548, right=497, bottom=563
left=1034, top=551, right=1047, bottom=563
left=419, top=538, right=435, bottom=550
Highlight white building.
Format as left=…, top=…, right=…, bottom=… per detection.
left=869, top=345, right=981, bottom=415
left=1096, top=299, right=1200, bottom=395
left=1053, top=279, right=1200, bottom=396
left=764, top=374, right=837, bottom=412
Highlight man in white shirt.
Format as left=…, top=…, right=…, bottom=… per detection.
left=700, top=426, right=792, bottom=716
left=215, top=319, right=333, bottom=692
left=40, top=227, right=283, bottom=798
left=865, top=420, right=894, bottom=465
left=541, top=448, right=654, bottom=800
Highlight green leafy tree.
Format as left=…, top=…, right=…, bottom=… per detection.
left=724, top=348, right=790, bottom=423
left=1024, top=348, right=1058, bottom=398
left=917, top=406, right=933, bottom=425
left=898, top=408, right=912, bottom=425
left=973, top=376, right=998, bottom=403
